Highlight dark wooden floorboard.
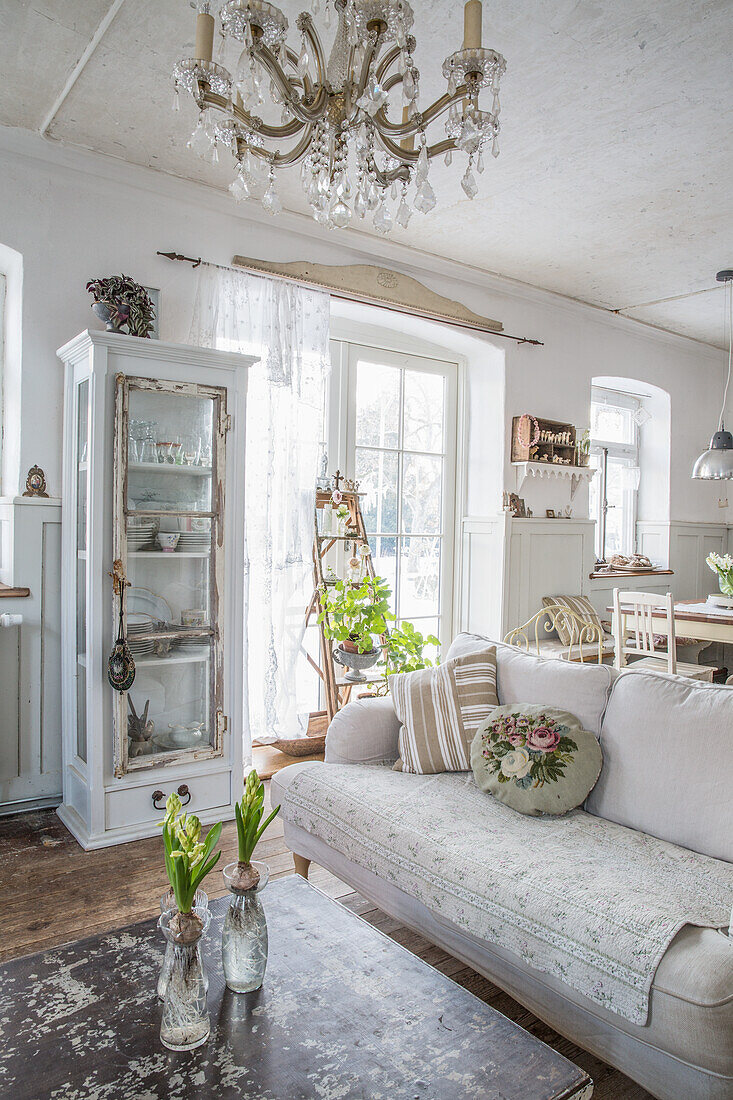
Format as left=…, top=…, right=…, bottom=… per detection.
left=0, top=787, right=650, bottom=1100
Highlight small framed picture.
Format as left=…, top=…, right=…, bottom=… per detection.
left=546, top=509, right=556, bottom=519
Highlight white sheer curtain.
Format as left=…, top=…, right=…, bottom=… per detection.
left=190, top=265, right=330, bottom=747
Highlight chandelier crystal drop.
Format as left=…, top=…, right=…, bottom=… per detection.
left=173, top=0, right=506, bottom=232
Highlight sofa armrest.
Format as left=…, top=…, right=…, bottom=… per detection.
left=324, top=695, right=401, bottom=765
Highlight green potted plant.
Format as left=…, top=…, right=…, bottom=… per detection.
left=86, top=274, right=156, bottom=337
left=364, top=620, right=441, bottom=696
left=318, top=575, right=395, bottom=682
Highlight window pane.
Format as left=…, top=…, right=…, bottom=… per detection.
left=403, top=371, right=444, bottom=452
left=604, top=458, right=629, bottom=557
left=401, top=453, right=442, bottom=534
left=398, top=537, right=441, bottom=619
left=355, top=361, right=400, bottom=448
left=591, top=401, right=634, bottom=445
left=372, top=536, right=398, bottom=612
left=356, top=448, right=398, bottom=533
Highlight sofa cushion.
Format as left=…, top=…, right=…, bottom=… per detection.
left=390, top=646, right=498, bottom=773
left=447, top=634, right=615, bottom=737
left=471, top=704, right=603, bottom=815
left=541, top=594, right=605, bottom=645
left=587, top=670, right=733, bottom=862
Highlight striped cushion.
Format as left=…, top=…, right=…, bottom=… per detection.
left=542, top=595, right=604, bottom=646
left=390, top=647, right=498, bottom=774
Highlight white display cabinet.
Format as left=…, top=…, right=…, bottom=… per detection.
left=57, top=330, right=256, bottom=849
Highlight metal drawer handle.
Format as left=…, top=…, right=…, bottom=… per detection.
left=152, top=784, right=191, bottom=810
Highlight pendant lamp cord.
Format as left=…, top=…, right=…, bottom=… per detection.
left=719, top=278, right=733, bottom=431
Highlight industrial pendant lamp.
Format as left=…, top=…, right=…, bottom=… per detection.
left=692, top=269, right=733, bottom=480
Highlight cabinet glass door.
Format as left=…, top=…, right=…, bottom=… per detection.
left=113, top=376, right=227, bottom=775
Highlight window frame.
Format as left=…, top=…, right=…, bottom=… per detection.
left=590, top=386, right=641, bottom=560
left=327, top=337, right=461, bottom=651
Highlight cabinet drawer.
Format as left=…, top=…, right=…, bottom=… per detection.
left=106, top=770, right=231, bottom=831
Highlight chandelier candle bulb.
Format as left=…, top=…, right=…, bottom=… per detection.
left=195, top=11, right=216, bottom=63
left=463, top=0, right=482, bottom=49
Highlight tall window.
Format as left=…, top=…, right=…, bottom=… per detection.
left=589, top=386, right=642, bottom=560
left=330, top=342, right=458, bottom=652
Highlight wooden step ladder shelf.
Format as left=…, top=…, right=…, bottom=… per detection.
left=304, top=485, right=385, bottom=723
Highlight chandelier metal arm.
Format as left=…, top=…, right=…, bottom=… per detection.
left=375, top=44, right=402, bottom=82
left=374, top=86, right=469, bottom=137
left=200, top=90, right=307, bottom=140
left=252, top=42, right=329, bottom=122
left=241, top=123, right=316, bottom=168
left=373, top=129, right=455, bottom=164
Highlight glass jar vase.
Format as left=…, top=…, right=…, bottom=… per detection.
left=221, top=860, right=269, bottom=993
left=158, top=888, right=209, bottom=1000
left=158, top=905, right=211, bottom=1051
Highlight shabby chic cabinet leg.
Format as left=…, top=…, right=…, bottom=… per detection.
left=293, top=854, right=311, bottom=879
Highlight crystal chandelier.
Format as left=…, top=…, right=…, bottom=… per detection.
left=173, top=0, right=506, bottom=232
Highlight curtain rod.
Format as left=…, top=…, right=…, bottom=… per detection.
left=156, top=250, right=544, bottom=346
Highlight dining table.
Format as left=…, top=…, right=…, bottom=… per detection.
left=608, top=598, right=733, bottom=646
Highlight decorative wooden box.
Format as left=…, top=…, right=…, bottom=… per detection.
left=511, top=415, right=577, bottom=465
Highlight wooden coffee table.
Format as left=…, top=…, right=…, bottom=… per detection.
left=0, top=876, right=593, bottom=1099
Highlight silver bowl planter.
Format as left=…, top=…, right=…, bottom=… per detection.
left=333, top=644, right=380, bottom=682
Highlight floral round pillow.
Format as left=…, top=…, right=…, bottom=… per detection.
left=470, top=704, right=603, bottom=816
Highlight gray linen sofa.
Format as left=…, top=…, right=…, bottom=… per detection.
left=272, top=635, right=733, bottom=1100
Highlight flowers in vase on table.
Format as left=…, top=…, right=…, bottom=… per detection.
left=479, top=712, right=577, bottom=790
left=159, top=792, right=222, bottom=939
left=706, top=552, right=733, bottom=596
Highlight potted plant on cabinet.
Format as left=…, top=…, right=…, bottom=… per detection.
left=86, top=274, right=156, bottom=337
left=575, top=429, right=591, bottom=467
left=318, top=575, right=394, bottom=681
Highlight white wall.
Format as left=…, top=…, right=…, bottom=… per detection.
left=0, top=125, right=728, bottom=806
left=0, top=126, right=726, bottom=512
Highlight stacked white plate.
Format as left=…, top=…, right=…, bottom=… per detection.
left=177, top=531, right=210, bottom=553
left=127, top=521, right=155, bottom=551
left=127, top=613, right=155, bottom=657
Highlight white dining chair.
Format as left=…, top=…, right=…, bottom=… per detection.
left=612, top=589, right=716, bottom=682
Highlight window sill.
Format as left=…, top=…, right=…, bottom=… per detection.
left=0, top=582, right=30, bottom=598
left=589, top=568, right=673, bottom=580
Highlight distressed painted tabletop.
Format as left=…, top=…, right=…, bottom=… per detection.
left=0, top=876, right=593, bottom=1100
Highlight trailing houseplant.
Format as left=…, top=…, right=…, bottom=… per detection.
left=86, top=274, right=156, bottom=337
left=159, top=792, right=222, bottom=941
left=318, top=575, right=395, bottom=654
left=369, top=620, right=440, bottom=695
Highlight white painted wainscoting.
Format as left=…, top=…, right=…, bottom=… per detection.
left=461, top=516, right=597, bottom=640
left=0, top=497, right=62, bottom=813
left=461, top=514, right=733, bottom=644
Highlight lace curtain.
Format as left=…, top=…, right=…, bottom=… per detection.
left=190, top=265, right=330, bottom=747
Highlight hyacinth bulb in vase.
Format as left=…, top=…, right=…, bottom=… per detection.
left=221, top=769, right=280, bottom=993
left=706, top=552, right=733, bottom=598
left=158, top=793, right=222, bottom=1050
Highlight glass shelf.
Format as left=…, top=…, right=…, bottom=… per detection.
left=128, top=550, right=209, bottom=559
left=128, top=463, right=212, bottom=476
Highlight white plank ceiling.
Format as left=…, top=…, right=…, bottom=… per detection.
left=1, top=0, right=731, bottom=346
